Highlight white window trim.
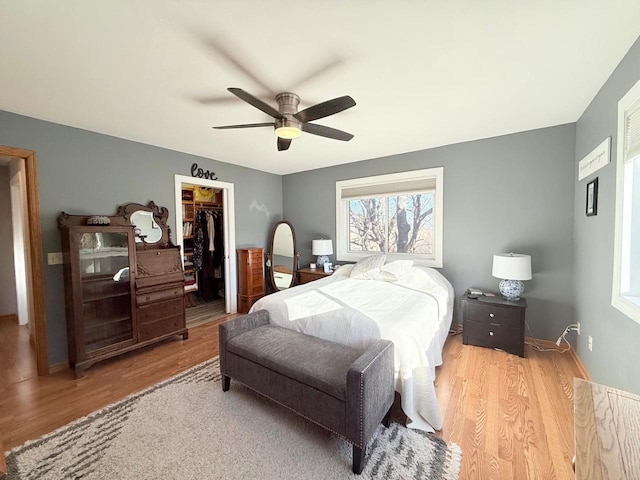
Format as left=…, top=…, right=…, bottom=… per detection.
left=612, top=77, right=640, bottom=324
left=335, top=167, right=444, bottom=267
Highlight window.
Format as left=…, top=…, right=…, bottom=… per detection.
left=612, top=77, right=640, bottom=323
left=336, top=167, right=443, bottom=267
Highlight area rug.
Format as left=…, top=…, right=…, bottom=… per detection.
left=5, top=358, right=461, bottom=480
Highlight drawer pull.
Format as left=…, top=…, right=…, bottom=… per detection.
left=489, top=313, right=495, bottom=318
left=489, top=331, right=494, bottom=336
left=490, top=322, right=500, bottom=327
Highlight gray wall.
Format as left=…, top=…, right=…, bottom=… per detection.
left=0, top=110, right=283, bottom=364
left=283, top=124, right=576, bottom=340
left=574, top=36, right=640, bottom=394
left=0, top=165, right=17, bottom=316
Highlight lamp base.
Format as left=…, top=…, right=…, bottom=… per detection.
left=316, top=255, right=330, bottom=267
left=499, top=279, right=524, bottom=301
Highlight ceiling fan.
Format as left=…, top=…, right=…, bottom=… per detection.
left=213, top=88, right=356, bottom=151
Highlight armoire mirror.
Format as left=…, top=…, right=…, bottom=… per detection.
left=268, top=221, right=299, bottom=291
left=117, top=201, right=173, bottom=248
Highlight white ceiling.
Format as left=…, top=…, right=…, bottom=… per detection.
left=1, top=1, right=639, bottom=175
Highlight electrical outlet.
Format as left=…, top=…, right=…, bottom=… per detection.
left=48, top=252, right=63, bottom=265
left=588, top=335, right=593, bottom=351
left=577, top=321, right=581, bottom=335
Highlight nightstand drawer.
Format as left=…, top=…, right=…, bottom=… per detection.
left=464, top=301, right=521, bottom=328
left=464, top=319, right=521, bottom=350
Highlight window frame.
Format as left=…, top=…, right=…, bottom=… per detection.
left=335, top=167, right=444, bottom=267
left=612, top=77, right=640, bottom=324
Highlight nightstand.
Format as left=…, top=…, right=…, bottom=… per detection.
left=297, top=267, right=333, bottom=285
left=461, top=293, right=527, bottom=357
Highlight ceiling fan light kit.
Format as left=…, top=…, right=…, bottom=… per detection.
left=213, top=87, right=356, bottom=151
left=275, top=118, right=302, bottom=139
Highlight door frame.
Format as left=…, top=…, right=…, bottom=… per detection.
left=174, top=174, right=237, bottom=314
left=10, top=168, right=33, bottom=328
left=1, top=145, right=48, bottom=375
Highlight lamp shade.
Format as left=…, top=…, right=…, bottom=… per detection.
left=312, top=239, right=333, bottom=256
left=492, top=253, right=532, bottom=280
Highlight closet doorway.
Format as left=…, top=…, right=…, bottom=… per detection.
left=174, top=175, right=237, bottom=327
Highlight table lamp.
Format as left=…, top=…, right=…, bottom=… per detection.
left=492, top=253, right=532, bottom=300
left=312, top=239, right=333, bottom=267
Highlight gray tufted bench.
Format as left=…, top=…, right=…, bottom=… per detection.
left=218, top=309, right=395, bottom=474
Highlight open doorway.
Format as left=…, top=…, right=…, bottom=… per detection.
left=0, top=146, right=47, bottom=376
left=174, top=174, right=237, bottom=328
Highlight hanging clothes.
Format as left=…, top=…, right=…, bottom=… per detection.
left=191, top=214, right=205, bottom=271
left=193, top=209, right=224, bottom=301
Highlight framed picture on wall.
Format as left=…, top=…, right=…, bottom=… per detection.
left=586, top=177, right=598, bottom=216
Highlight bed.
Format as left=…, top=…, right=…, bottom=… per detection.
left=250, top=256, right=454, bottom=432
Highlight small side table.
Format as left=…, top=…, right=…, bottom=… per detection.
left=297, top=267, right=333, bottom=285
left=461, top=293, right=527, bottom=357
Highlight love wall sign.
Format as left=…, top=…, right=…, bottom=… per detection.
left=191, top=163, right=218, bottom=181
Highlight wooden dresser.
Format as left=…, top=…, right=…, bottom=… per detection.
left=58, top=202, right=188, bottom=377
left=135, top=248, right=187, bottom=342
left=297, top=267, right=333, bottom=284
left=237, top=248, right=265, bottom=313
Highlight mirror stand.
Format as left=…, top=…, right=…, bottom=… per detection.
left=268, top=221, right=298, bottom=291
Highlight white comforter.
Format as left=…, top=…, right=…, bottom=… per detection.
left=250, top=264, right=454, bottom=432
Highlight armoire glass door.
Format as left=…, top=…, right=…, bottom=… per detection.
left=77, top=229, right=134, bottom=352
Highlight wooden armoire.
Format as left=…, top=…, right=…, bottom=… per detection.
left=237, top=248, right=265, bottom=314
left=58, top=202, right=188, bottom=377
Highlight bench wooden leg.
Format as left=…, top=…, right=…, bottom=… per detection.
left=222, top=375, right=230, bottom=392
left=352, top=445, right=366, bottom=474
left=382, top=407, right=391, bottom=427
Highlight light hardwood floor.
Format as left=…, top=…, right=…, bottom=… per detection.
left=1, top=315, right=586, bottom=478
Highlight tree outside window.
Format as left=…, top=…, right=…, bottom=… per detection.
left=336, top=167, right=443, bottom=267
left=348, top=193, right=434, bottom=255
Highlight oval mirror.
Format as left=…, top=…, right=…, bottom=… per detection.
left=130, top=210, right=163, bottom=243
left=269, top=221, right=298, bottom=290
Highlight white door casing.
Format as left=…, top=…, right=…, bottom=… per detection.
left=174, top=174, right=237, bottom=314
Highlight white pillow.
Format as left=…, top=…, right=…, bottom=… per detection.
left=380, top=260, right=414, bottom=281
left=350, top=254, right=386, bottom=279
left=332, top=264, right=353, bottom=277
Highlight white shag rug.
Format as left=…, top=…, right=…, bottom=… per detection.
left=6, top=358, right=461, bottom=480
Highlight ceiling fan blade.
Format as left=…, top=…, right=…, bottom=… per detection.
left=228, top=88, right=282, bottom=119
left=212, top=122, right=274, bottom=130
left=303, top=123, right=354, bottom=141
left=201, top=37, right=276, bottom=96
left=278, top=137, right=292, bottom=151
left=289, top=57, right=344, bottom=91
left=197, top=95, right=252, bottom=105
left=294, top=96, right=356, bottom=123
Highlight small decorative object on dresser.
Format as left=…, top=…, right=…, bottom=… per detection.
left=297, top=267, right=333, bottom=284
left=462, top=292, right=526, bottom=357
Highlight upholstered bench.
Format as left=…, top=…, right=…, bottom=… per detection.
left=218, top=309, right=395, bottom=474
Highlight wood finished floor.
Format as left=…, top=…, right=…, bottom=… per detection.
left=1, top=315, right=585, bottom=479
